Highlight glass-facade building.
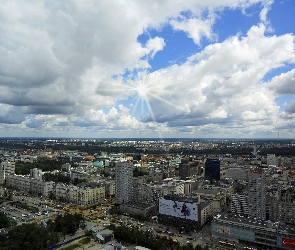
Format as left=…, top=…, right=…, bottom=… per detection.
left=204, top=158, right=220, bottom=184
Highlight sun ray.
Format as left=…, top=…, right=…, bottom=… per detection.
left=141, top=94, right=163, bottom=139
left=109, top=70, right=188, bottom=138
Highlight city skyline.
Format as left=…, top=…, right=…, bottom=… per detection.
left=0, top=0, right=295, bottom=139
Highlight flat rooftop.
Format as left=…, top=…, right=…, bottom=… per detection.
left=213, top=214, right=295, bottom=236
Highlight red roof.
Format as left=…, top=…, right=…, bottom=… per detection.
left=249, top=169, right=264, bottom=174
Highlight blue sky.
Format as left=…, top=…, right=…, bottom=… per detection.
left=0, top=0, right=294, bottom=138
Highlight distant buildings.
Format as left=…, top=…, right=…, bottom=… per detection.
left=115, top=160, right=134, bottom=204
left=204, top=158, right=220, bottom=184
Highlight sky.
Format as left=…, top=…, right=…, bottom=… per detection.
left=0, top=0, right=295, bottom=139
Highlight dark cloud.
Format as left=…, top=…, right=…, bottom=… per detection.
left=21, top=106, right=75, bottom=115
left=285, top=100, right=295, bottom=113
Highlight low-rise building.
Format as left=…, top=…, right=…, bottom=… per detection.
left=157, top=195, right=214, bottom=232
left=212, top=214, right=295, bottom=249
left=119, top=201, right=157, bottom=217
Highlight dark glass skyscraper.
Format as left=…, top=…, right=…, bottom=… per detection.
left=204, top=158, right=220, bottom=184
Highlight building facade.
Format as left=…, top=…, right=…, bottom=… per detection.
left=158, top=195, right=213, bottom=232
left=231, top=193, right=249, bottom=216
left=0, top=164, right=5, bottom=185
left=204, top=158, right=220, bottom=184
left=212, top=214, right=295, bottom=250
left=115, top=161, right=134, bottom=204
left=5, top=174, right=54, bottom=197
left=248, top=168, right=266, bottom=220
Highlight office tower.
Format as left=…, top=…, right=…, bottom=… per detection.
left=115, top=160, right=134, bottom=204
left=204, top=158, right=220, bottom=184
left=248, top=168, right=266, bottom=220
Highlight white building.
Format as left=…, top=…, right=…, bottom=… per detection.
left=52, top=183, right=106, bottom=205
left=0, top=161, right=15, bottom=185
left=30, top=168, right=43, bottom=181
left=5, top=168, right=105, bottom=204
left=115, top=161, right=133, bottom=204
left=248, top=168, right=266, bottom=220
left=267, top=154, right=276, bottom=166
left=5, top=174, right=54, bottom=197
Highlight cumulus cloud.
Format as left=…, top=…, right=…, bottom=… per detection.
left=269, top=69, right=295, bottom=95
left=0, top=0, right=294, bottom=138
left=138, top=23, right=293, bottom=135
left=170, top=18, right=214, bottom=45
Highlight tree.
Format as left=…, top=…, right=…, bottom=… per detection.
left=0, top=212, right=11, bottom=228
left=84, top=230, right=93, bottom=238
left=0, top=223, right=59, bottom=250
left=54, top=213, right=84, bottom=236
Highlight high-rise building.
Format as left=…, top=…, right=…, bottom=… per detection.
left=179, top=158, right=190, bottom=180
left=179, top=158, right=200, bottom=180
left=204, top=158, right=220, bottom=184
left=115, top=160, right=134, bottom=204
left=0, top=164, right=5, bottom=185
left=248, top=168, right=266, bottom=220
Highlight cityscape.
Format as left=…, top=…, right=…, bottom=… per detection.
left=0, top=137, right=295, bottom=249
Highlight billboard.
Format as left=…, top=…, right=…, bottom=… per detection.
left=282, top=238, right=295, bottom=249
left=158, top=198, right=198, bottom=221
left=217, top=226, right=230, bottom=236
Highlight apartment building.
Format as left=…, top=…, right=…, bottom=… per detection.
left=5, top=174, right=54, bottom=197
left=0, top=161, right=17, bottom=187
left=52, top=182, right=106, bottom=206
left=231, top=193, right=249, bottom=216
left=248, top=168, right=266, bottom=220
left=115, top=161, right=134, bottom=204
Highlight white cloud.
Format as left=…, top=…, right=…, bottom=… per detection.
left=269, top=69, right=295, bottom=95
left=137, top=24, right=293, bottom=135
left=259, top=0, right=274, bottom=32
left=0, top=0, right=293, bottom=138
left=145, top=37, right=166, bottom=58
left=170, top=18, right=214, bottom=45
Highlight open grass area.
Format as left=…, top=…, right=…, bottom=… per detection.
left=59, top=237, right=91, bottom=250
left=78, top=238, right=91, bottom=245
left=59, top=243, right=81, bottom=250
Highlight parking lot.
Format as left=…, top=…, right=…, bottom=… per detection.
left=0, top=194, right=59, bottom=225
